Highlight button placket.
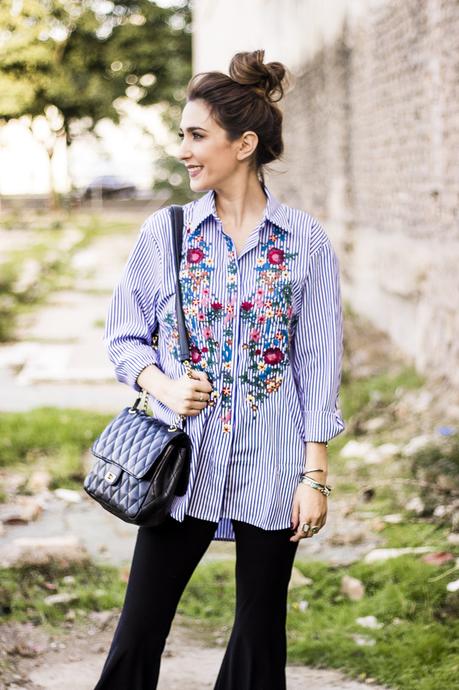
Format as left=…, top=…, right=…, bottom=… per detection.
left=220, top=235, right=238, bottom=432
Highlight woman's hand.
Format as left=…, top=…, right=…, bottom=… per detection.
left=290, top=483, right=328, bottom=542
left=160, top=369, right=213, bottom=417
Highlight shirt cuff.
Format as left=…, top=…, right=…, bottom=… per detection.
left=301, top=410, right=346, bottom=443
left=114, top=346, right=159, bottom=392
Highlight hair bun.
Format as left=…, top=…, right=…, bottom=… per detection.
left=228, top=49, right=289, bottom=104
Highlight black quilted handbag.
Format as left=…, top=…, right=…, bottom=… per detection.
left=83, top=205, right=193, bottom=527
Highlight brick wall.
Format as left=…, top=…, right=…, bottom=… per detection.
left=268, top=0, right=459, bottom=391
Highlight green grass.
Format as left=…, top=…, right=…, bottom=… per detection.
left=0, top=407, right=114, bottom=492
left=340, top=365, right=425, bottom=426
left=0, top=561, right=125, bottom=629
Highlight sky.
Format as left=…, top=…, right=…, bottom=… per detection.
left=0, top=99, right=175, bottom=194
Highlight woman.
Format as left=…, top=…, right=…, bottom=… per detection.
left=94, top=49, right=345, bottom=690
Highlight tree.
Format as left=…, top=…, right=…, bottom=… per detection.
left=0, top=0, right=192, bottom=200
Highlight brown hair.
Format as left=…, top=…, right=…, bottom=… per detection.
left=185, top=49, right=293, bottom=184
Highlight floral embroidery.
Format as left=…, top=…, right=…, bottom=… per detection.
left=164, top=224, right=225, bottom=411
left=239, top=226, right=298, bottom=416
left=163, top=221, right=298, bottom=431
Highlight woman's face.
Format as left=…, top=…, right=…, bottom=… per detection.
left=177, top=99, right=255, bottom=192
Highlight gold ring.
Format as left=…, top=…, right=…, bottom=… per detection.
left=301, top=523, right=311, bottom=533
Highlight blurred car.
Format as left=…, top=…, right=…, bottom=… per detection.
left=82, top=175, right=138, bottom=200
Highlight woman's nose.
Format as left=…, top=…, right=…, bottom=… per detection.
left=178, top=139, right=191, bottom=160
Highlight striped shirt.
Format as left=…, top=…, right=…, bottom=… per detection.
left=104, top=182, right=346, bottom=541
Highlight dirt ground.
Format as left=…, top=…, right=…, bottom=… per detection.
left=0, top=615, right=390, bottom=690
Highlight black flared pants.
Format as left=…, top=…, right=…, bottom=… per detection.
left=93, top=514, right=298, bottom=690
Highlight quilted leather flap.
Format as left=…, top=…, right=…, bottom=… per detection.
left=91, top=406, right=190, bottom=480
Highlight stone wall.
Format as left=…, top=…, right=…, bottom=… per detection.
left=193, top=0, right=459, bottom=391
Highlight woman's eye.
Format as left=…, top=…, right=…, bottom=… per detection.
left=178, top=133, right=202, bottom=140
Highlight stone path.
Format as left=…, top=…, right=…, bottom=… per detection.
left=0, top=225, right=144, bottom=413
left=0, top=487, right=384, bottom=568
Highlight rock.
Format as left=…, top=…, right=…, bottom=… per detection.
left=26, top=470, right=52, bottom=494
left=54, top=488, right=82, bottom=503
left=88, top=610, right=116, bottom=628
left=7, top=638, right=45, bottom=658
left=43, top=581, right=58, bottom=591
left=446, top=579, right=459, bottom=592
left=362, top=417, right=386, bottom=432
left=437, top=474, right=458, bottom=492
left=447, top=533, right=459, bottom=545
left=433, top=505, right=449, bottom=518
left=340, top=440, right=399, bottom=464
left=371, top=518, right=388, bottom=532
left=0, top=496, right=43, bottom=524
left=351, top=633, right=376, bottom=646
left=371, top=443, right=400, bottom=461
left=363, top=546, right=434, bottom=563
left=12, top=258, right=41, bottom=293
left=288, top=567, right=313, bottom=590
left=44, top=593, right=79, bottom=606
left=355, top=615, right=383, bottom=629
left=405, top=496, right=425, bottom=514
left=341, top=575, right=365, bottom=600
left=62, top=575, right=76, bottom=585
left=452, top=511, right=459, bottom=532
left=328, top=529, right=366, bottom=546
left=382, top=513, right=403, bottom=524
left=340, top=441, right=374, bottom=459
left=401, top=435, right=434, bottom=457
left=421, top=551, right=455, bottom=566
left=0, top=535, right=90, bottom=568
left=0, top=471, right=26, bottom=496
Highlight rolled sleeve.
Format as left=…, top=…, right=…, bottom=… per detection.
left=103, top=221, right=161, bottom=392
left=290, top=236, right=346, bottom=443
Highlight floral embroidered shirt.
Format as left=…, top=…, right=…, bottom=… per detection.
left=104, top=182, right=346, bottom=541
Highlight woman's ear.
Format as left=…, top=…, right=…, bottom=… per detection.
left=237, top=131, right=259, bottom=162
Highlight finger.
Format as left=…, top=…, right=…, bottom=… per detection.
left=189, top=369, right=208, bottom=382
left=185, top=401, right=208, bottom=413
left=290, top=515, right=308, bottom=542
left=189, top=369, right=213, bottom=392
left=291, top=502, right=299, bottom=531
left=298, top=514, right=314, bottom=539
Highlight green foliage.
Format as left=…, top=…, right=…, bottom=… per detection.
left=408, top=433, right=459, bottom=504
left=0, top=1, right=192, bottom=129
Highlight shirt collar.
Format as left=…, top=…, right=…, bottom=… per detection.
left=188, top=182, right=291, bottom=234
